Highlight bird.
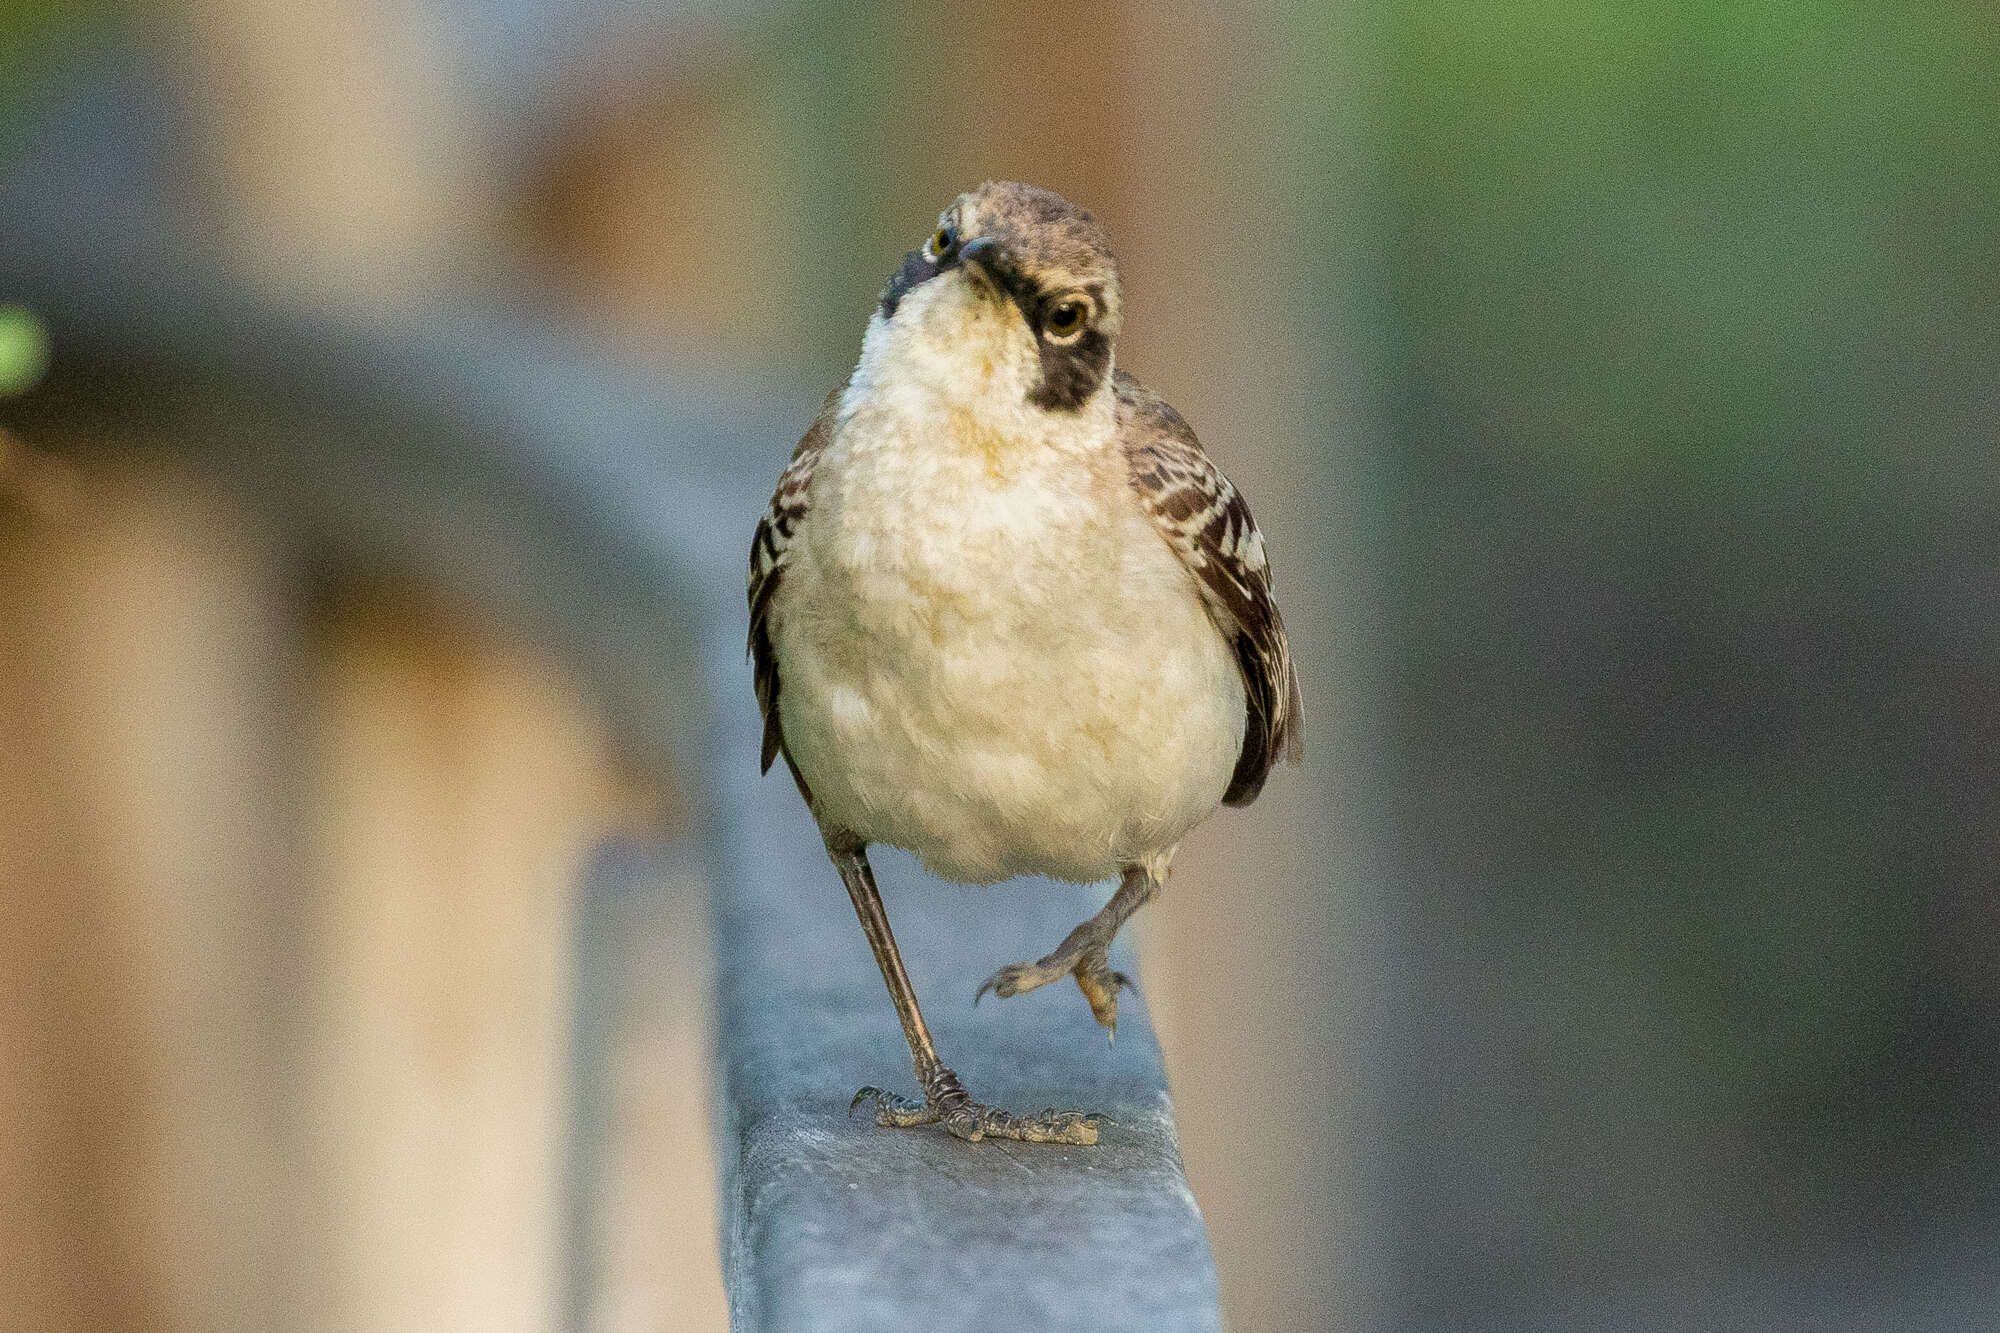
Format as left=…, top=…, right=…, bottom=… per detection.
left=748, top=181, right=1301, bottom=1145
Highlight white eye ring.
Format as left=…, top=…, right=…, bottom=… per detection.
left=925, top=227, right=953, bottom=261
left=1043, top=295, right=1093, bottom=344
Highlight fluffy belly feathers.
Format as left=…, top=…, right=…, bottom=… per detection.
left=771, top=429, right=1244, bottom=885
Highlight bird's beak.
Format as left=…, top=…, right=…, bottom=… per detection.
left=957, top=236, right=1012, bottom=297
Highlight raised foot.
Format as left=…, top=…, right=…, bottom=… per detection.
left=975, top=942, right=1134, bottom=1038
left=850, top=1076, right=1100, bottom=1146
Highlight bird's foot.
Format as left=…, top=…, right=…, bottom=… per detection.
left=975, top=940, right=1134, bottom=1038
left=849, top=1066, right=1099, bottom=1145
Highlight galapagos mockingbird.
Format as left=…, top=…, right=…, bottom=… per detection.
left=749, top=181, right=1302, bottom=1145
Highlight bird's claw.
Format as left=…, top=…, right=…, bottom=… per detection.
left=848, top=1081, right=1101, bottom=1145
left=1073, top=958, right=1135, bottom=1033
left=974, top=961, right=1039, bottom=1005
left=975, top=944, right=1135, bottom=1035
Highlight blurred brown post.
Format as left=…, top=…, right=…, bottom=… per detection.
left=304, top=588, right=621, bottom=1332
left=0, top=460, right=307, bottom=1333
left=0, top=453, right=669, bottom=1331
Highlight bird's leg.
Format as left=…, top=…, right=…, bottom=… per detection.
left=976, top=862, right=1158, bottom=1037
left=823, top=830, right=1098, bottom=1145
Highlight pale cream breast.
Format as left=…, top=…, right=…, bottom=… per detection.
left=770, top=327, right=1245, bottom=884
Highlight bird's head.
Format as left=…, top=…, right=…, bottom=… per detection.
left=861, top=182, right=1122, bottom=416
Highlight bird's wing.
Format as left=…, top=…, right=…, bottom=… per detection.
left=1116, top=369, right=1303, bottom=806
left=748, top=388, right=840, bottom=775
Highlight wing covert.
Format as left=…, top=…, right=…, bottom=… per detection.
left=749, top=390, right=839, bottom=775
left=1115, top=370, right=1303, bottom=805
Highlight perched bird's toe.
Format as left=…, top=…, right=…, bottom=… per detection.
left=1073, top=952, right=1136, bottom=1035
left=974, top=958, right=1066, bottom=1004
left=851, top=1085, right=942, bottom=1128
left=851, top=1073, right=1100, bottom=1145
left=944, top=1103, right=1100, bottom=1146
left=978, top=941, right=1136, bottom=1037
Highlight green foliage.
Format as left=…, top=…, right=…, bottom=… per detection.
left=1385, top=0, right=2000, bottom=485
left=0, top=304, right=48, bottom=397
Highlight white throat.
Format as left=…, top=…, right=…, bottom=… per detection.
left=845, top=271, right=1103, bottom=430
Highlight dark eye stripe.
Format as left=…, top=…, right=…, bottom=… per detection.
left=1029, top=328, right=1111, bottom=411
left=973, top=260, right=1111, bottom=411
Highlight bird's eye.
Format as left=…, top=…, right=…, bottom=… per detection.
left=1044, top=297, right=1091, bottom=341
left=925, top=227, right=954, bottom=260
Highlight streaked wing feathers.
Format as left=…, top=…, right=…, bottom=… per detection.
left=748, top=389, right=839, bottom=775
left=1116, top=370, right=1303, bottom=805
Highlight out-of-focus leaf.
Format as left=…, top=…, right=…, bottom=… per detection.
left=0, top=304, right=50, bottom=397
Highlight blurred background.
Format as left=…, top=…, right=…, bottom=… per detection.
left=1, top=1, right=1994, bottom=1331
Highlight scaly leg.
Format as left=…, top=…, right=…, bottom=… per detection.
left=822, top=828, right=1098, bottom=1145
left=975, top=862, right=1159, bottom=1038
